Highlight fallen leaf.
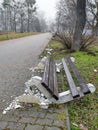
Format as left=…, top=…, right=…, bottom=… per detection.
left=79, top=124, right=88, bottom=130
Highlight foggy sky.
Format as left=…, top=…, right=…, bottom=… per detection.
left=36, top=0, right=58, bottom=20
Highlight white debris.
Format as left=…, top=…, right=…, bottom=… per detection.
left=72, top=122, right=78, bottom=127
left=45, top=48, right=53, bottom=55
left=17, top=94, right=41, bottom=104
left=56, top=67, right=60, bottom=73
left=94, top=69, right=97, bottom=73
left=3, top=99, right=21, bottom=114
left=47, top=51, right=51, bottom=55
left=3, top=111, right=6, bottom=114
left=11, top=95, right=14, bottom=98
left=25, top=78, right=34, bottom=88
left=38, top=98, right=51, bottom=109
left=40, top=102, right=49, bottom=109
left=17, top=75, right=51, bottom=109
left=25, top=89, right=28, bottom=93
left=32, top=76, right=42, bottom=81
left=45, top=48, right=53, bottom=52
left=70, top=57, right=75, bottom=62
left=56, top=63, right=62, bottom=73
left=25, top=76, right=42, bottom=88
left=3, top=57, right=52, bottom=114
left=87, top=83, right=96, bottom=93
left=2, top=100, right=5, bottom=103
left=17, top=88, right=51, bottom=109
left=29, top=57, right=47, bottom=72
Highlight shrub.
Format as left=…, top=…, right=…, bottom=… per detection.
left=52, top=32, right=96, bottom=51
left=53, top=33, right=73, bottom=49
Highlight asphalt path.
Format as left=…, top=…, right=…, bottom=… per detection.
left=0, top=33, right=52, bottom=111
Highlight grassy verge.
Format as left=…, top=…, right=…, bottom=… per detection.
left=0, top=32, right=40, bottom=41
left=41, top=39, right=98, bottom=130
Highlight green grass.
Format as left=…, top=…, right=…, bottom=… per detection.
left=0, top=32, right=39, bottom=41
left=68, top=51, right=98, bottom=130
left=41, top=39, right=98, bottom=130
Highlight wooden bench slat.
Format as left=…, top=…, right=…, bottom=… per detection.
left=62, top=58, right=80, bottom=98
left=48, top=58, right=54, bottom=94
left=53, top=60, right=59, bottom=100
left=41, top=57, right=59, bottom=100
left=41, top=57, right=50, bottom=89
left=67, top=58, right=90, bottom=94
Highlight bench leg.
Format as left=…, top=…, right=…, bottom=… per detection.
left=28, top=76, right=53, bottom=99
left=50, top=83, right=96, bottom=104
left=18, top=76, right=54, bottom=103
left=17, top=94, right=41, bottom=104
left=17, top=82, right=95, bottom=105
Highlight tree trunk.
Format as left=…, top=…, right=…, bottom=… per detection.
left=5, top=7, right=9, bottom=39
left=27, top=6, right=30, bottom=32
left=72, top=0, right=86, bottom=51
left=95, top=2, right=98, bottom=36
left=20, top=16, right=24, bottom=33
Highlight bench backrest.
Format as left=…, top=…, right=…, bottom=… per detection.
left=62, top=58, right=80, bottom=98
left=62, top=58, right=90, bottom=98
left=41, top=57, right=59, bottom=100
left=41, top=57, right=90, bottom=100
left=67, top=58, right=90, bottom=94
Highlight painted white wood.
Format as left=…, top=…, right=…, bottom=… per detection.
left=17, top=76, right=96, bottom=105
left=27, top=76, right=54, bottom=99
left=17, top=94, right=41, bottom=104
left=50, top=83, right=96, bottom=104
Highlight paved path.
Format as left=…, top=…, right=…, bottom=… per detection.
left=0, top=33, right=67, bottom=130
left=0, top=105, right=66, bottom=130
left=0, top=33, right=51, bottom=110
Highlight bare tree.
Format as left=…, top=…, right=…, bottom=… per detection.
left=56, top=0, right=77, bottom=34
left=25, top=0, right=36, bottom=32
left=72, top=0, right=86, bottom=51
left=0, top=0, right=46, bottom=33
left=2, top=0, right=11, bottom=38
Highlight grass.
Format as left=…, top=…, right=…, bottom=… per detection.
left=41, top=39, right=98, bottom=130
left=0, top=32, right=39, bottom=41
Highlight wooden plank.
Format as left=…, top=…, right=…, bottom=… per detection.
left=48, top=58, right=54, bottom=93
left=41, top=57, right=59, bottom=100
left=67, top=58, right=90, bottom=94
left=53, top=60, right=59, bottom=100
left=41, top=57, right=50, bottom=89
left=62, top=58, right=80, bottom=98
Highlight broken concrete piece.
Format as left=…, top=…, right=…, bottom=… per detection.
left=30, top=57, right=47, bottom=72
left=17, top=94, right=41, bottom=104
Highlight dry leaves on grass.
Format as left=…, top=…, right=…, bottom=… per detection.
left=79, top=124, right=88, bottom=130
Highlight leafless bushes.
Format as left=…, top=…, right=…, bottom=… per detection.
left=80, top=35, right=96, bottom=50
left=53, top=33, right=95, bottom=51
left=53, top=33, right=73, bottom=49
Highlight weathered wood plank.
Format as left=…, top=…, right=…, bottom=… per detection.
left=67, top=58, right=90, bottom=94
left=41, top=57, right=59, bottom=100
left=48, top=58, right=54, bottom=93
left=53, top=60, right=59, bottom=100
left=62, top=58, right=80, bottom=98
left=41, top=57, right=50, bottom=89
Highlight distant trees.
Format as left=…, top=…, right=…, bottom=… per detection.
left=0, top=0, right=48, bottom=33
left=25, top=0, right=36, bottom=32
left=2, top=0, right=11, bottom=38
left=56, top=0, right=77, bottom=34
left=86, top=0, right=98, bottom=35
left=54, top=0, right=96, bottom=51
